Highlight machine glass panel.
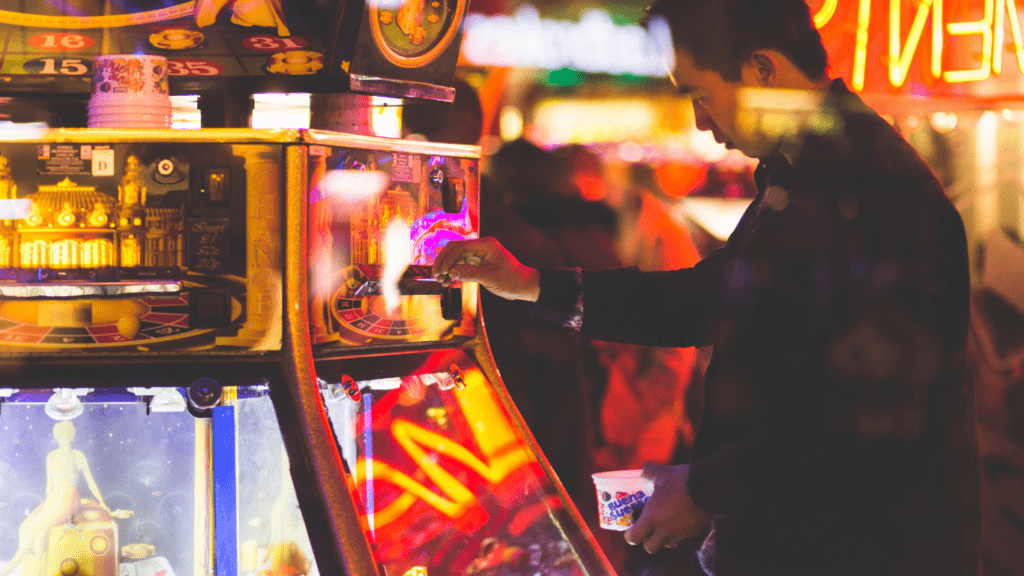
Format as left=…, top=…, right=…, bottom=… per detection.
left=319, top=350, right=601, bottom=576
left=0, top=384, right=319, bottom=576
left=308, top=142, right=478, bottom=348
left=0, top=134, right=284, bottom=354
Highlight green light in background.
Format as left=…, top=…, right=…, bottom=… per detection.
left=544, top=67, right=584, bottom=87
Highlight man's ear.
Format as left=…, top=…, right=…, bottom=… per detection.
left=742, top=50, right=778, bottom=87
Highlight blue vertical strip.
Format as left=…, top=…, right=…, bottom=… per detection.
left=212, top=405, right=237, bottom=576
left=363, top=392, right=374, bottom=538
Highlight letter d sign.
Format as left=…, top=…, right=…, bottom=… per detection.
left=92, top=149, right=115, bottom=176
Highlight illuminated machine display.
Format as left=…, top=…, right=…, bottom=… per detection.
left=0, top=2, right=617, bottom=576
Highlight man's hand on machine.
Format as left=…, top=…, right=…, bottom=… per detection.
left=432, top=237, right=541, bottom=302
left=625, top=463, right=712, bottom=554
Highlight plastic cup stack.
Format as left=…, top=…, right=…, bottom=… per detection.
left=88, top=54, right=171, bottom=129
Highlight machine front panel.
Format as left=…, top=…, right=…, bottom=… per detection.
left=308, top=143, right=479, bottom=348
left=0, top=383, right=318, bottom=576
left=319, top=351, right=600, bottom=576
left=0, top=134, right=284, bottom=354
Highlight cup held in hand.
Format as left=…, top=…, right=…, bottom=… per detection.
left=592, top=469, right=654, bottom=531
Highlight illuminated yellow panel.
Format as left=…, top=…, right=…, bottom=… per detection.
left=853, top=0, right=873, bottom=91
left=120, top=236, right=140, bottom=267
left=993, top=0, right=1024, bottom=75
left=944, top=0, right=994, bottom=83
left=50, top=239, right=81, bottom=268
left=0, top=237, right=10, bottom=267
left=813, top=0, right=839, bottom=28
left=21, top=239, right=47, bottom=267
left=889, top=0, right=942, bottom=87
left=83, top=239, right=114, bottom=267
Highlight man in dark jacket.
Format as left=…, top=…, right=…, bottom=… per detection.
left=432, top=0, right=979, bottom=574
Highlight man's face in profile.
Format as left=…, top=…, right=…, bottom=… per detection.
left=670, top=48, right=777, bottom=160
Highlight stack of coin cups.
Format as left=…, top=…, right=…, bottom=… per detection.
left=88, top=54, right=171, bottom=128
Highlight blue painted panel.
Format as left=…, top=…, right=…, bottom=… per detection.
left=212, top=405, right=237, bottom=576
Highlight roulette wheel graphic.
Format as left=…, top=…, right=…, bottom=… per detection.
left=330, top=292, right=448, bottom=344
left=0, top=281, right=242, bottom=350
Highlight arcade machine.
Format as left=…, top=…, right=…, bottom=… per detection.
left=0, top=2, right=617, bottom=576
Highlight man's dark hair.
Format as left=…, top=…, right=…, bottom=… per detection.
left=645, top=0, right=829, bottom=82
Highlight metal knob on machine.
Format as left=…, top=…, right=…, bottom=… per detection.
left=187, top=377, right=223, bottom=417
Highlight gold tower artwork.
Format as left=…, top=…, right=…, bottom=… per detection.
left=0, top=155, right=183, bottom=270
left=350, top=186, right=419, bottom=266
left=0, top=154, right=17, bottom=267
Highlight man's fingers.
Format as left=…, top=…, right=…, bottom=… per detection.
left=644, top=529, right=671, bottom=555
left=447, top=264, right=485, bottom=283
left=641, top=461, right=666, bottom=481
left=432, top=240, right=467, bottom=278
left=624, top=512, right=653, bottom=546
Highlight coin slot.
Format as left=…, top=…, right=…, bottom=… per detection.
left=205, top=169, right=228, bottom=203
left=442, top=177, right=464, bottom=213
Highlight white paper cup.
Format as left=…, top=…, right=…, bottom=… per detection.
left=88, top=54, right=171, bottom=128
left=88, top=117, right=171, bottom=128
left=89, top=93, right=171, bottom=106
left=89, top=112, right=171, bottom=121
left=89, top=103, right=171, bottom=113
left=91, top=54, right=169, bottom=98
left=592, top=469, right=654, bottom=531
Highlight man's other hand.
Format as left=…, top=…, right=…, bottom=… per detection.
left=432, top=237, right=541, bottom=302
left=625, top=463, right=712, bottom=554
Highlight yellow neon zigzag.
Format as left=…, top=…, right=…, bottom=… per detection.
left=0, top=3, right=195, bottom=28
left=354, top=418, right=535, bottom=528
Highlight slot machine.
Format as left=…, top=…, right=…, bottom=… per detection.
left=0, top=2, right=617, bottom=576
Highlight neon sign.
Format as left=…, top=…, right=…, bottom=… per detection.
left=815, top=0, right=1024, bottom=92
left=460, top=5, right=674, bottom=76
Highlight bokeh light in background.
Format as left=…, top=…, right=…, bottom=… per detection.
left=460, top=7, right=673, bottom=76
left=253, top=93, right=312, bottom=128
left=170, top=93, right=313, bottom=129
left=499, top=106, right=524, bottom=141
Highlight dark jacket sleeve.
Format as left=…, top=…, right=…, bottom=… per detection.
left=576, top=248, right=731, bottom=348
left=530, top=248, right=731, bottom=348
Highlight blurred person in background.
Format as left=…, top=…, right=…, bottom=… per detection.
left=558, top=146, right=702, bottom=471
left=403, top=80, right=598, bottom=514
left=618, top=162, right=702, bottom=273
left=431, top=0, right=978, bottom=574
left=489, top=139, right=644, bottom=573
left=491, top=139, right=622, bottom=271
